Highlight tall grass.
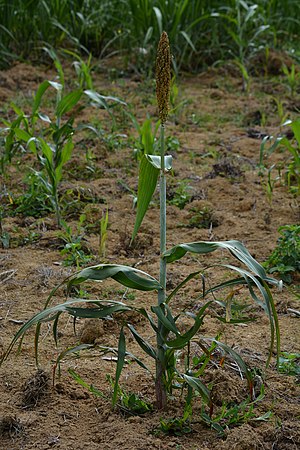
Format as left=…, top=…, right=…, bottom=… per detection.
left=0, top=1, right=299, bottom=71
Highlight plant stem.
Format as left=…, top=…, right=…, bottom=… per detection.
left=54, top=89, right=62, bottom=227
left=156, top=123, right=167, bottom=409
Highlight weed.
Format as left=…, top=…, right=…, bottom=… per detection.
left=278, top=352, right=300, bottom=377
left=282, top=63, right=300, bottom=96
left=201, top=387, right=272, bottom=435
left=10, top=172, right=53, bottom=218
left=107, top=375, right=153, bottom=416
left=59, top=216, right=93, bottom=268
left=167, top=180, right=193, bottom=210
left=265, top=225, right=300, bottom=283
left=99, top=208, right=109, bottom=258
left=188, top=206, right=219, bottom=229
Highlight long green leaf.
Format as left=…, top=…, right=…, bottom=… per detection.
left=166, top=302, right=212, bottom=349
left=32, top=80, right=61, bottom=117
left=209, top=339, right=253, bottom=388
left=183, top=374, right=210, bottom=403
left=68, top=264, right=161, bottom=291
left=132, top=155, right=159, bottom=241
left=127, top=324, right=156, bottom=359
left=151, top=304, right=180, bottom=336
left=0, top=299, right=131, bottom=364
left=68, top=368, right=107, bottom=399
left=65, top=304, right=131, bottom=318
left=56, top=89, right=83, bottom=117
left=163, top=240, right=279, bottom=285
left=113, top=327, right=126, bottom=406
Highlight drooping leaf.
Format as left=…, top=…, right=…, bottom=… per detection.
left=84, top=90, right=126, bottom=111
left=163, top=240, right=279, bottom=285
left=67, top=264, right=161, bottom=292
left=208, top=338, right=253, bottom=388
left=65, top=304, right=131, bottom=318
left=146, top=155, right=172, bottom=170
left=0, top=299, right=134, bottom=364
left=153, top=7, right=163, bottom=35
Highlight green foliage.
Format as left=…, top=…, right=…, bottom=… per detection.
left=59, top=216, right=93, bottom=267
left=1, top=31, right=282, bottom=432
left=265, top=225, right=300, bottom=283
left=1, top=63, right=125, bottom=226
left=9, top=172, right=53, bottom=218
left=282, top=63, right=300, bottom=96
left=259, top=119, right=300, bottom=198
left=159, top=404, right=192, bottom=436
left=107, top=375, right=153, bottom=415
left=216, top=0, right=271, bottom=91
left=188, top=206, right=219, bottom=229
left=201, top=387, right=272, bottom=435
left=1, top=1, right=299, bottom=74
left=168, top=180, right=193, bottom=210
left=278, top=352, right=300, bottom=376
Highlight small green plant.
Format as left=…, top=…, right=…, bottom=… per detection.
left=265, top=225, right=300, bottom=283
left=59, top=216, right=93, bottom=267
left=259, top=119, right=300, bottom=197
left=201, top=387, right=272, bottom=435
left=107, top=375, right=153, bottom=415
left=159, top=403, right=192, bottom=436
left=99, top=208, right=109, bottom=258
left=272, top=97, right=289, bottom=127
left=278, top=352, right=300, bottom=376
left=282, top=63, right=300, bottom=96
left=10, top=172, right=53, bottom=218
left=1, top=61, right=125, bottom=226
left=168, top=180, right=193, bottom=210
left=216, top=0, right=270, bottom=92
left=188, top=206, right=219, bottom=229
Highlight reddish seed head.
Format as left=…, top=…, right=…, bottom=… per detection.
left=156, top=32, right=171, bottom=125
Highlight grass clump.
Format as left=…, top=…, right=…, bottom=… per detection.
left=265, top=224, right=300, bottom=283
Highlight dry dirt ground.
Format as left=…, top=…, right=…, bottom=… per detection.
left=0, top=60, right=299, bottom=450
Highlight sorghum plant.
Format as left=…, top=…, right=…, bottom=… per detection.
left=1, top=33, right=281, bottom=416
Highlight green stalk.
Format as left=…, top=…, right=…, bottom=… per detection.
left=54, top=89, right=62, bottom=227
left=156, top=124, right=167, bottom=409
left=155, top=31, right=171, bottom=410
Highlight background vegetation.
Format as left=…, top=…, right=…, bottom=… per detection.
left=1, top=0, right=300, bottom=72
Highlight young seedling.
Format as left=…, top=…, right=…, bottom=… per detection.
left=99, top=207, right=109, bottom=258
left=1, top=34, right=281, bottom=423
left=1, top=62, right=125, bottom=226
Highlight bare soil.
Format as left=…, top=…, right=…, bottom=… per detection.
left=0, top=61, right=299, bottom=450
